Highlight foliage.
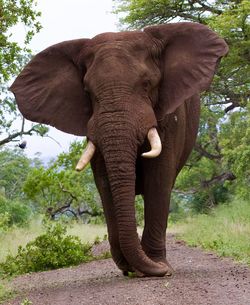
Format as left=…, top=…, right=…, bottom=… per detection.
left=0, top=0, right=41, bottom=83
left=0, top=149, right=38, bottom=230
left=0, top=1, right=48, bottom=146
left=0, top=195, right=32, bottom=229
left=0, top=149, right=40, bottom=200
left=0, top=219, right=107, bottom=263
left=175, top=200, right=250, bottom=265
left=0, top=281, right=13, bottom=304
left=113, top=0, right=250, bottom=211
left=0, top=222, right=94, bottom=276
left=219, top=103, right=250, bottom=200
left=23, top=140, right=103, bottom=222
left=135, top=195, right=144, bottom=226
left=114, top=0, right=224, bottom=27
left=20, top=299, right=33, bottom=305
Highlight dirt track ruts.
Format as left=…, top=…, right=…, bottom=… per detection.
left=4, top=235, right=250, bottom=305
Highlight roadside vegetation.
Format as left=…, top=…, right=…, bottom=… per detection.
left=0, top=222, right=107, bottom=277
left=0, top=219, right=107, bottom=264
left=171, top=200, right=250, bottom=265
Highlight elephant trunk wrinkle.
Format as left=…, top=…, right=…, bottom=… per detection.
left=95, top=82, right=133, bottom=103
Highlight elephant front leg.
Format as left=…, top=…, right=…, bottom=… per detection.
left=91, top=154, right=132, bottom=275
left=141, top=157, right=175, bottom=275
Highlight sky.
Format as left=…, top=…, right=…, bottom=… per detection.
left=10, top=0, right=119, bottom=160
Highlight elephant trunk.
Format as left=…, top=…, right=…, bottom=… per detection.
left=95, top=110, right=168, bottom=276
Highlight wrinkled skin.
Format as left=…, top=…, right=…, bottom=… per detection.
left=10, top=22, right=228, bottom=277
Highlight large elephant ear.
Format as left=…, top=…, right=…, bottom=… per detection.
left=144, top=22, right=228, bottom=120
left=9, top=39, right=92, bottom=136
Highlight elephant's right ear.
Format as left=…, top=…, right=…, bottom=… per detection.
left=9, top=39, right=92, bottom=136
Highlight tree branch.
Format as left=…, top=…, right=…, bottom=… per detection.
left=78, top=207, right=103, bottom=217
left=59, top=182, right=78, bottom=201
left=201, top=172, right=236, bottom=188
left=174, top=172, right=236, bottom=196
left=0, top=125, right=38, bottom=146
left=46, top=203, right=77, bottom=219
left=195, top=0, right=223, bottom=15
left=194, top=143, right=222, bottom=160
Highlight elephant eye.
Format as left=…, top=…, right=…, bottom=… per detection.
left=142, top=80, right=151, bottom=91
left=84, top=87, right=89, bottom=93
left=84, top=87, right=91, bottom=99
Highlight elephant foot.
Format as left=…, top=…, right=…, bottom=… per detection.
left=141, top=244, right=174, bottom=276
left=123, top=267, right=164, bottom=278
left=149, top=257, right=174, bottom=276
left=133, top=262, right=171, bottom=278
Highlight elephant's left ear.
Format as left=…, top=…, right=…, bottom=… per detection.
left=144, top=22, right=228, bottom=120
left=9, top=39, right=92, bottom=136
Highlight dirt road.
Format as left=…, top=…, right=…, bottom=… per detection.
left=4, top=235, right=250, bottom=305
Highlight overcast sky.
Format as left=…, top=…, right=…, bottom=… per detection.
left=10, top=0, right=119, bottom=160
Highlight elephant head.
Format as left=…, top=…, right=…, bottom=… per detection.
left=10, top=22, right=228, bottom=276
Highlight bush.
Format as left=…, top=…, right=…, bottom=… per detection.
left=0, top=195, right=32, bottom=228
left=0, top=223, right=94, bottom=276
left=0, top=212, right=10, bottom=232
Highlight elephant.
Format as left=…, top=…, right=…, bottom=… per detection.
left=10, top=22, right=228, bottom=277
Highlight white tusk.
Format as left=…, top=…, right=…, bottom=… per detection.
left=141, top=128, right=162, bottom=158
left=76, top=141, right=96, bottom=171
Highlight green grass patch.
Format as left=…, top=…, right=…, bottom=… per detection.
left=174, top=200, right=250, bottom=265
left=67, top=223, right=107, bottom=243
left=0, top=280, right=14, bottom=304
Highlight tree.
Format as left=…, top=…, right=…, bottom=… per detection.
left=0, top=148, right=40, bottom=199
left=0, top=148, right=39, bottom=228
left=114, top=0, right=250, bottom=211
left=23, top=141, right=103, bottom=222
left=0, top=0, right=49, bottom=146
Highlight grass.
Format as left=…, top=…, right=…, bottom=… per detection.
left=67, top=223, right=107, bottom=243
left=0, top=218, right=43, bottom=263
left=173, top=200, right=250, bottom=265
left=0, top=219, right=107, bottom=264
left=0, top=280, right=14, bottom=304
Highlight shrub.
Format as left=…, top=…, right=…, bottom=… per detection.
left=0, top=195, right=32, bottom=228
left=0, top=212, right=10, bottom=232
left=0, top=223, right=94, bottom=276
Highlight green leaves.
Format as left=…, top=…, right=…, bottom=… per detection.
left=220, top=104, right=250, bottom=200
left=0, top=195, right=32, bottom=229
left=0, top=149, right=38, bottom=230
left=23, top=140, right=103, bottom=222
left=0, top=223, right=94, bottom=276
left=0, top=149, right=35, bottom=200
left=1, top=0, right=42, bottom=147
left=0, top=0, right=42, bottom=83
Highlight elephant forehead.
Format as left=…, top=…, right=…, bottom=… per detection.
left=91, top=31, right=153, bottom=49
